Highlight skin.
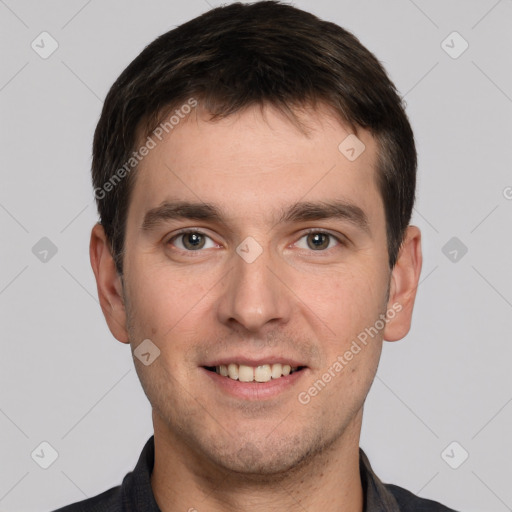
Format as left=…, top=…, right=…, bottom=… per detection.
left=90, top=103, right=422, bottom=512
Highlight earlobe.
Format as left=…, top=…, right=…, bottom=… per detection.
left=383, top=225, right=422, bottom=342
left=89, top=223, right=130, bottom=344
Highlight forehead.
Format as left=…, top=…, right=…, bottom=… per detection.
left=128, top=103, right=383, bottom=229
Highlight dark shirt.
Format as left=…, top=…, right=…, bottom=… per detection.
left=52, top=436, right=459, bottom=511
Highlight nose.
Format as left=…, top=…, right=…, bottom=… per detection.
left=216, top=240, right=292, bottom=333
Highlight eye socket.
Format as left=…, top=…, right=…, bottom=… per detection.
left=166, top=229, right=345, bottom=253
left=294, top=230, right=343, bottom=251
left=167, top=230, right=217, bottom=251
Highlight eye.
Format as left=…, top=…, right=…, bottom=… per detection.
left=295, top=230, right=343, bottom=251
left=167, top=230, right=217, bottom=251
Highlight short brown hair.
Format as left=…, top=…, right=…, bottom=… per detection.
left=92, top=0, right=416, bottom=274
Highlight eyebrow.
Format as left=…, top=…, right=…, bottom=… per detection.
left=141, top=199, right=370, bottom=235
left=277, top=200, right=370, bottom=234
left=141, top=201, right=225, bottom=232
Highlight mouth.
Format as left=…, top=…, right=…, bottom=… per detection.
left=201, top=357, right=309, bottom=400
left=203, top=363, right=306, bottom=383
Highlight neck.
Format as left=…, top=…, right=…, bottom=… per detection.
left=150, top=410, right=364, bottom=512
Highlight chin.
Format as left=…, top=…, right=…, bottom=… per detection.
left=214, top=451, right=303, bottom=479
left=200, top=431, right=324, bottom=479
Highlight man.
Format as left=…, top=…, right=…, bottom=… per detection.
left=54, top=1, right=459, bottom=511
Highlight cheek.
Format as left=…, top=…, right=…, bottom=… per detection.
left=300, top=265, right=387, bottom=336
left=127, top=261, right=188, bottom=320
left=123, top=275, right=174, bottom=352
left=125, top=262, right=217, bottom=356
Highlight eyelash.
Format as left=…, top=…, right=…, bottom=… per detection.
left=298, top=229, right=347, bottom=252
left=165, top=228, right=346, bottom=254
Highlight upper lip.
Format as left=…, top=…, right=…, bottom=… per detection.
left=202, top=356, right=307, bottom=368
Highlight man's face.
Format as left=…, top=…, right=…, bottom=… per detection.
left=117, top=104, right=395, bottom=474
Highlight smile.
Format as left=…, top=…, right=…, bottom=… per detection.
left=205, top=363, right=304, bottom=383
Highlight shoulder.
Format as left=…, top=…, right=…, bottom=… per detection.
left=50, top=485, right=122, bottom=512
left=51, top=436, right=158, bottom=512
left=385, top=483, right=460, bottom=512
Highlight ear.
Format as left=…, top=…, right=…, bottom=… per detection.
left=383, top=225, right=422, bottom=342
left=89, top=222, right=130, bottom=344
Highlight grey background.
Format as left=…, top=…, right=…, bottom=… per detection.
left=1, top=0, right=511, bottom=511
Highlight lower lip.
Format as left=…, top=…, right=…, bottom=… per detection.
left=201, top=367, right=307, bottom=400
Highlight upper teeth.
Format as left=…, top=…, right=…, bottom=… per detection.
left=216, top=363, right=297, bottom=382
